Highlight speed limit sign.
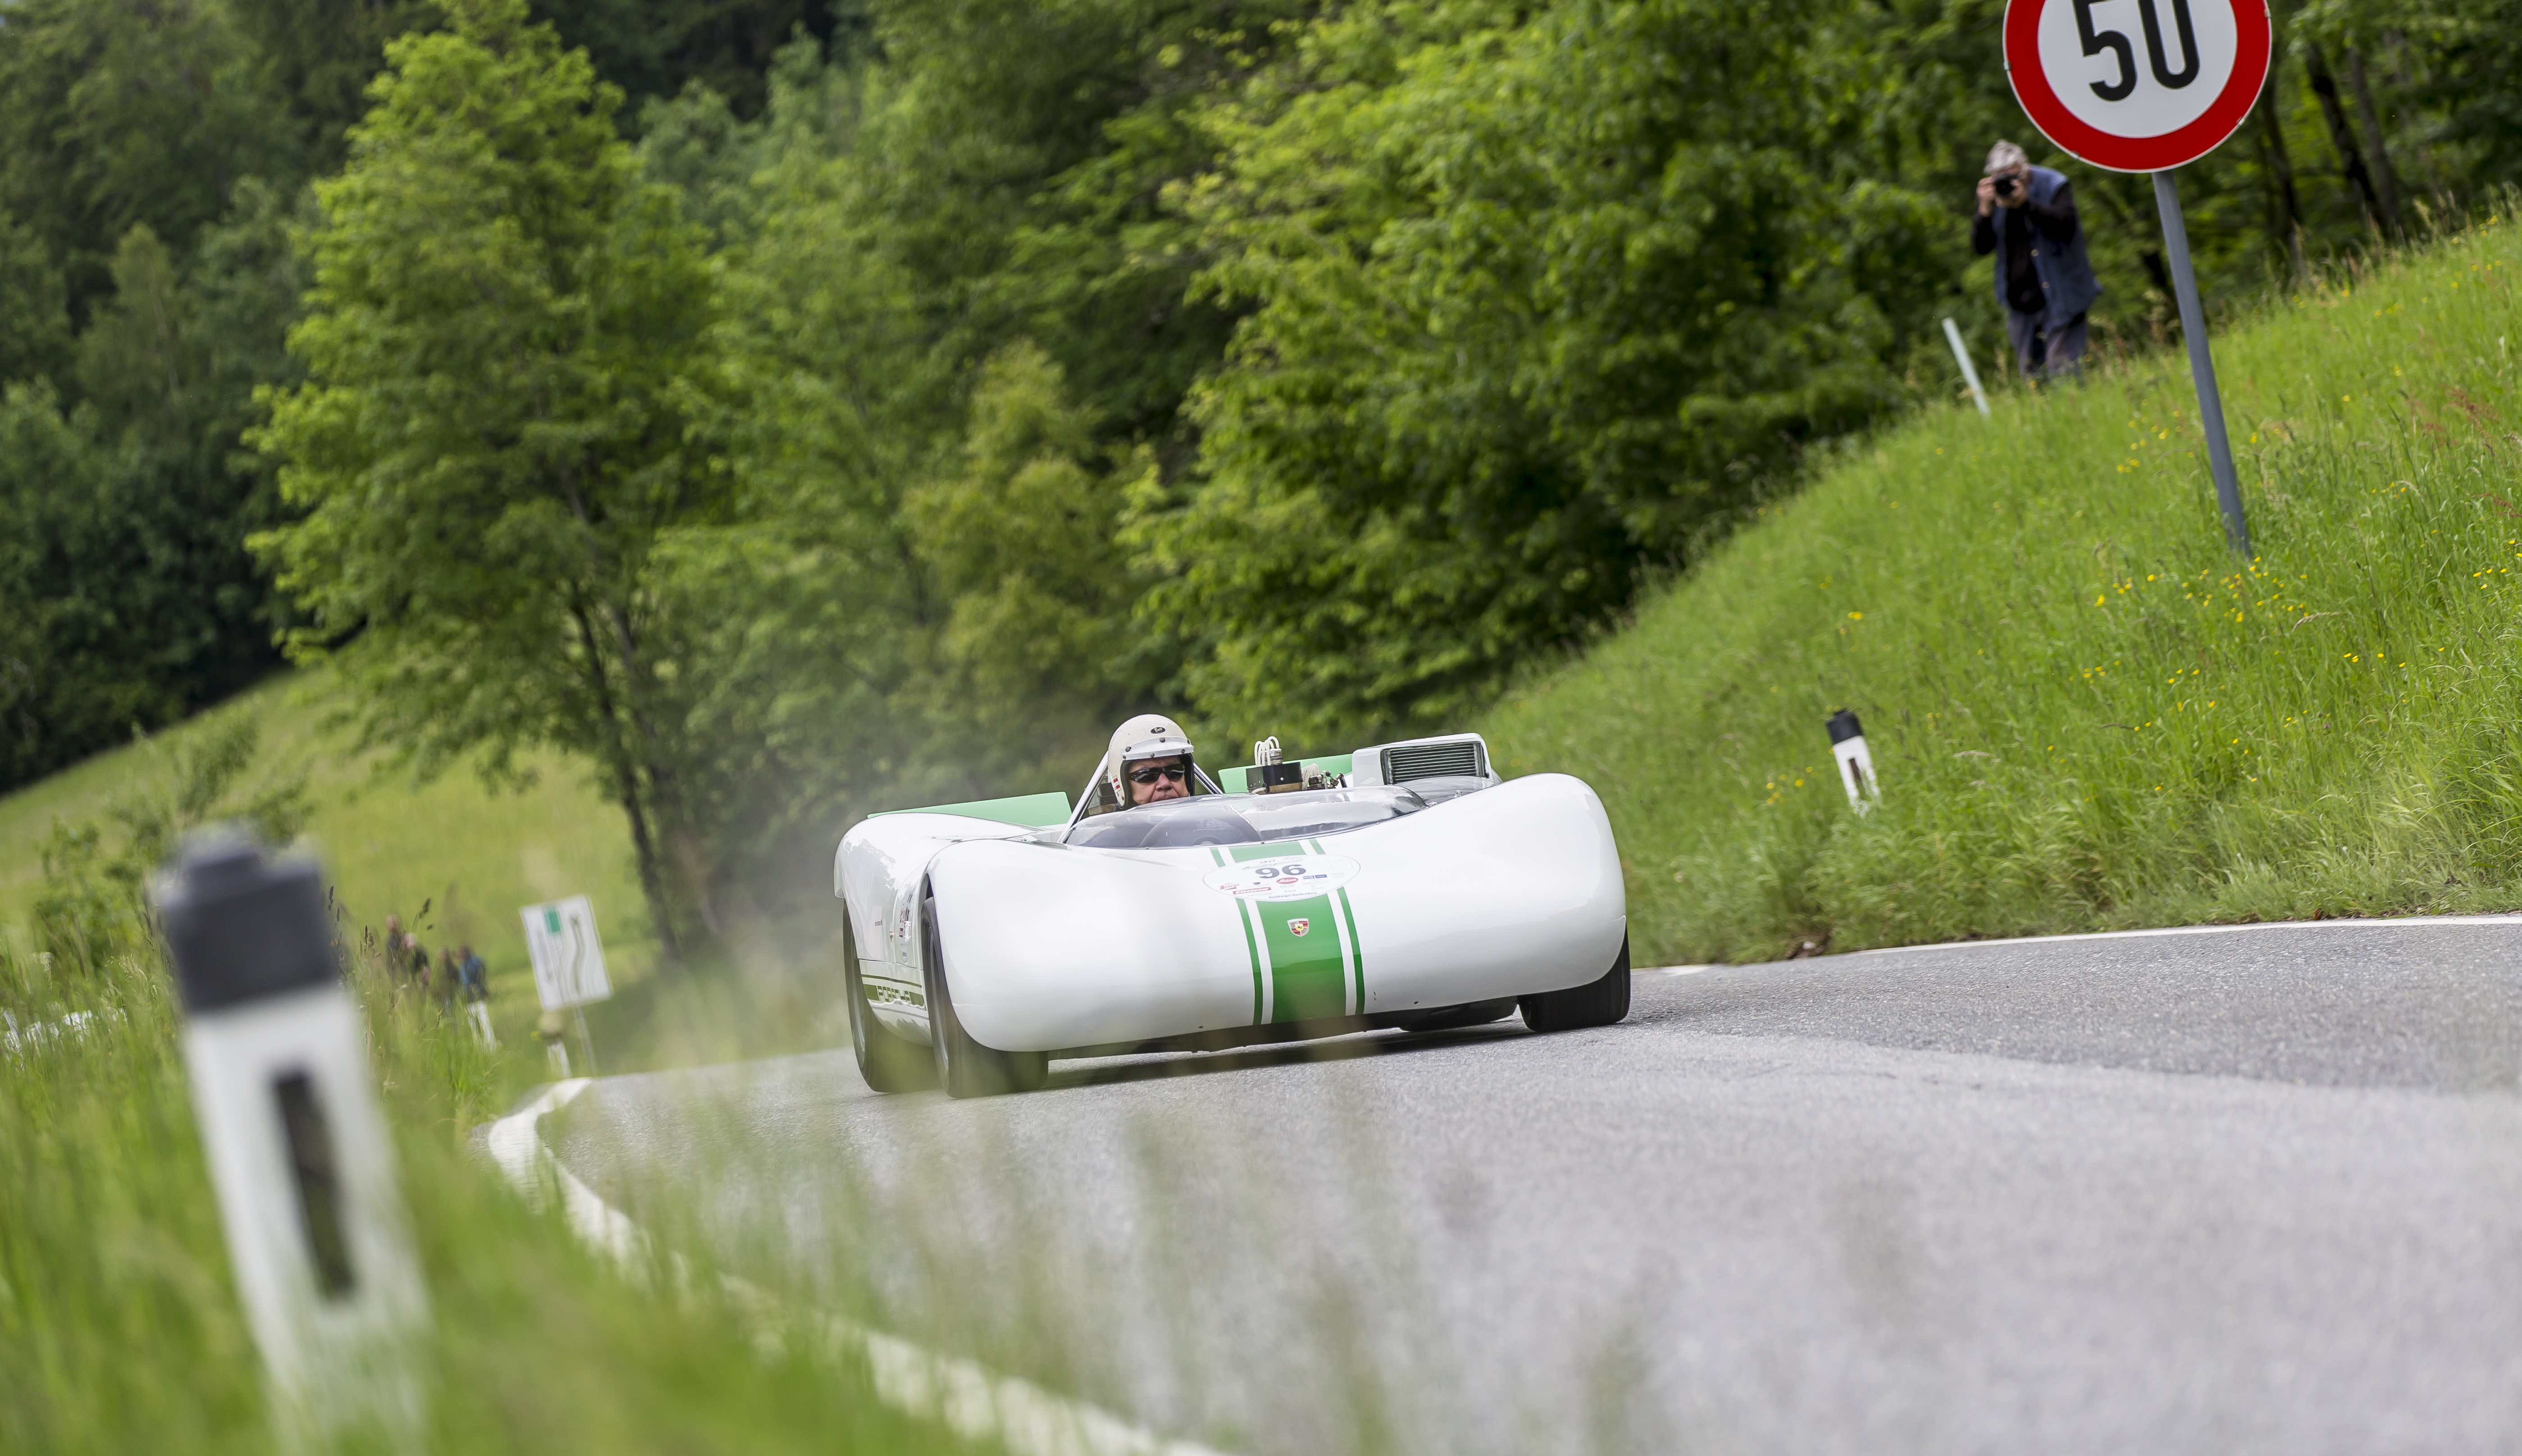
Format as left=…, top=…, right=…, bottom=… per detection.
left=2002, top=0, right=2266, bottom=556
left=2006, top=0, right=2271, bottom=173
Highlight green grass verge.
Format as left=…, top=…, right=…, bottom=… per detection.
left=1490, top=208, right=2522, bottom=963
left=0, top=937, right=985, bottom=1455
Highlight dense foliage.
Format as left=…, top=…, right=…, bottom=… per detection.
left=254, top=0, right=731, bottom=949
left=9, top=0, right=2522, bottom=945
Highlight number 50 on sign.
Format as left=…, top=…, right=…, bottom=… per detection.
left=2006, top=0, right=2269, bottom=174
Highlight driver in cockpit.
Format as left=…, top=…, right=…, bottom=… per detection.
left=1098, top=713, right=1199, bottom=812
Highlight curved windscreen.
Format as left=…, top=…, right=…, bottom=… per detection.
left=1065, top=786, right=1425, bottom=849
left=1065, top=800, right=1263, bottom=849
left=1235, top=787, right=1425, bottom=839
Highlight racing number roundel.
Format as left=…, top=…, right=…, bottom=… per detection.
left=2004, top=0, right=2269, bottom=173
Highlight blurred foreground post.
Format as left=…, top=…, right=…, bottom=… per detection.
left=1942, top=318, right=1992, bottom=417
left=155, top=833, right=428, bottom=1451
left=1826, top=711, right=1879, bottom=814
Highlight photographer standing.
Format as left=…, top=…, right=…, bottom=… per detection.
left=1972, top=141, right=2101, bottom=380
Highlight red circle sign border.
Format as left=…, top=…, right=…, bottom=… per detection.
left=2004, top=0, right=2271, bottom=173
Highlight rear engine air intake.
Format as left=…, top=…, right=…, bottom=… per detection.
left=1384, top=739, right=1484, bottom=784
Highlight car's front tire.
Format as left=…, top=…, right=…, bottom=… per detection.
left=1519, top=936, right=1631, bottom=1032
left=843, top=909, right=936, bottom=1094
left=922, top=890, right=1049, bottom=1098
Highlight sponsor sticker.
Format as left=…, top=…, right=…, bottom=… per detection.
left=1202, top=855, right=1361, bottom=901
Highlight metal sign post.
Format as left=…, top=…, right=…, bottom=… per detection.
left=155, top=833, right=428, bottom=1451
left=2150, top=171, right=2251, bottom=555
left=520, top=895, right=611, bottom=1077
left=2005, top=0, right=2272, bottom=555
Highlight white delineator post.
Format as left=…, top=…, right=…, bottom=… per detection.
left=1827, top=710, right=1879, bottom=814
left=155, top=834, right=428, bottom=1451
left=1942, top=318, right=1993, bottom=417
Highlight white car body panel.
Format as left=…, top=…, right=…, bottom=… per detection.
left=835, top=772, right=1626, bottom=1056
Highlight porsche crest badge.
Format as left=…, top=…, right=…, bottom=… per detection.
left=1286, top=918, right=1311, bottom=937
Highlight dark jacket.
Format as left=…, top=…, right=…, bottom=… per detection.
left=1972, top=165, right=2101, bottom=330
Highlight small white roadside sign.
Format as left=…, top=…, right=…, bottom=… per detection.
left=520, top=896, right=611, bottom=1011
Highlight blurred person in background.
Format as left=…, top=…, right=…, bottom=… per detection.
left=399, top=927, right=432, bottom=987
left=1972, top=140, right=2101, bottom=380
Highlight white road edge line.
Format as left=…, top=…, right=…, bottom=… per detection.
left=1815, top=911, right=2522, bottom=961
left=485, top=1080, right=1230, bottom=1456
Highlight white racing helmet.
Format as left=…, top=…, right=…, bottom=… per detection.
left=1106, top=712, right=1197, bottom=801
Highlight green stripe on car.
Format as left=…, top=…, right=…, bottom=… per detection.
left=1229, top=840, right=1313, bottom=863
left=1215, top=839, right=1366, bottom=1025
left=1259, top=894, right=1345, bottom=1022
left=1236, top=898, right=1265, bottom=1023
left=1337, top=888, right=1363, bottom=1012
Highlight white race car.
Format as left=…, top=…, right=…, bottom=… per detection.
left=832, top=732, right=1629, bottom=1096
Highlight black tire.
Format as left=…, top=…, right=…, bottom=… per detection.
left=1519, top=936, right=1631, bottom=1033
left=843, top=910, right=936, bottom=1093
left=1392, top=998, right=1519, bottom=1034
left=922, top=891, right=1049, bottom=1098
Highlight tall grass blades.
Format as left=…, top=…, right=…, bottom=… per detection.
left=0, top=917, right=985, bottom=1454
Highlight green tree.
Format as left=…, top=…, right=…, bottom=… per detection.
left=0, top=0, right=299, bottom=324
left=0, top=382, right=136, bottom=784
left=1136, top=0, right=1945, bottom=741
left=0, top=187, right=309, bottom=794
left=0, top=207, right=72, bottom=387
left=228, top=0, right=446, bottom=171
left=902, top=342, right=1150, bottom=775
left=531, top=0, right=858, bottom=120
left=252, top=0, right=721, bottom=956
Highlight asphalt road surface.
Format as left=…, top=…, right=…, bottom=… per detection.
left=550, top=918, right=2522, bottom=1456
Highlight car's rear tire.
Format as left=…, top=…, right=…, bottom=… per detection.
left=1519, top=936, right=1631, bottom=1032
left=843, top=909, right=936, bottom=1093
left=1392, top=998, right=1519, bottom=1034
left=922, top=891, right=1049, bottom=1098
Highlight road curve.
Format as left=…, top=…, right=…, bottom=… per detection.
left=550, top=917, right=2522, bottom=1456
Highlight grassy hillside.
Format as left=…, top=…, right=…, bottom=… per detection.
left=0, top=674, right=647, bottom=966
left=0, top=675, right=837, bottom=1079
left=1490, top=209, right=2522, bottom=963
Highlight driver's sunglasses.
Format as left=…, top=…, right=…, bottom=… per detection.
left=1128, top=765, right=1189, bottom=785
